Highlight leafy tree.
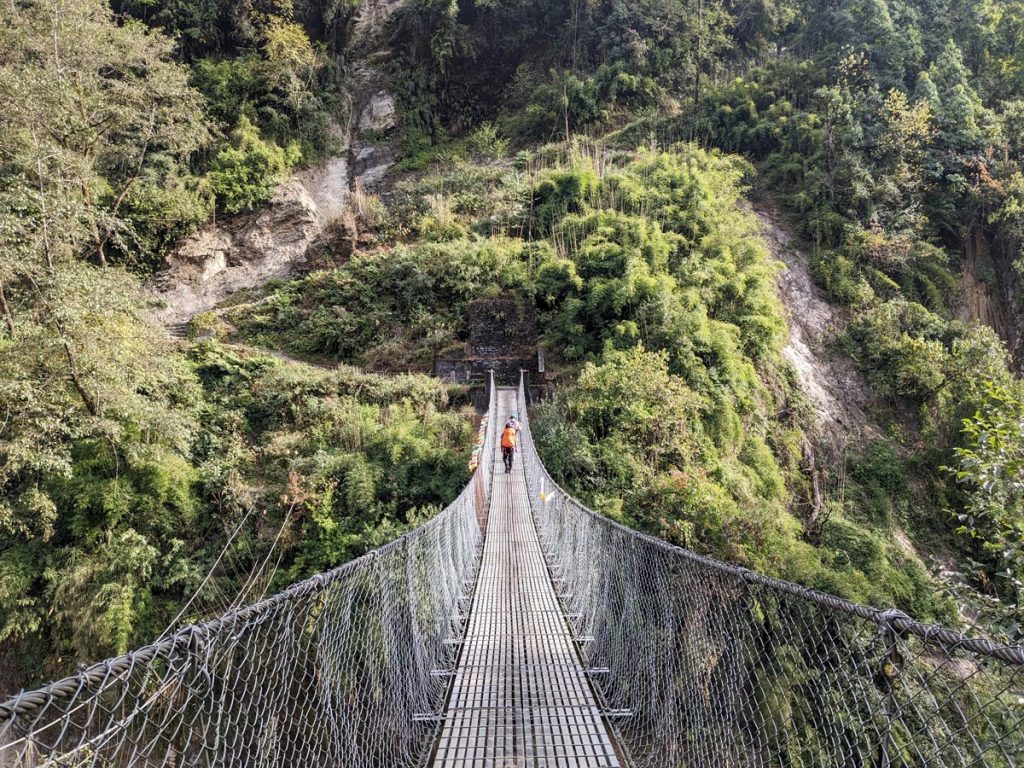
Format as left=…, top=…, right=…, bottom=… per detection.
left=0, top=1, right=207, bottom=551
left=875, top=88, right=933, bottom=229
left=208, top=116, right=300, bottom=213
left=919, top=40, right=1000, bottom=236
left=114, top=0, right=225, bottom=59
left=951, top=382, right=1024, bottom=610
left=0, top=0, right=210, bottom=270
left=0, top=264, right=199, bottom=544
left=726, top=0, right=799, bottom=55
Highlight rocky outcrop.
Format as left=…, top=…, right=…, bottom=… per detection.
left=960, top=228, right=1007, bottom=334
left=347, top=61, right=399, bottom=186
left=352, top=88, right=398, bottom=185
left=359, top=90, right=397, bottom=132
left=150, top=0, right=403, bottom=326
left=959, top=227, right=1023, bottom=371
left=151, top=182, right=325, bottom=324
left=297, top=154, right=352, bottom=225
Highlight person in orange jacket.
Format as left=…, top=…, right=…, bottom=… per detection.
left=501, top=421, right=518, bottom=473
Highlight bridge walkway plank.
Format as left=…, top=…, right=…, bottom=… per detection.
left=431, top=389, right=619, bottom=768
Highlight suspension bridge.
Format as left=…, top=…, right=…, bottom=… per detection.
left=1, top=373, right=1022, bottom=767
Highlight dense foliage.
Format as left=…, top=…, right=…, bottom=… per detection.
left=1, top=325, right=472, bottom=689
left=0, top=0, right=347, bottom=278
left=231, top=237, right=532, bottom=368
left=6, top=0, right=1024, bottom=693
left=0, top=1, right=467, bottom=692
left=235, top=142, right=948, bottom=623
left=678, top=2, right=1024, bottom=620
left=385, top=0, right=1024, bottom=637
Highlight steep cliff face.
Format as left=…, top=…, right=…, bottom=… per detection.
left=756, top=204, right=886, bottom=541
left=151, top=181, right=323, bottom=324
left=960, top=228, right=1023, bottom=370
left=758, top=209, right=1024, bottom=443
left=960, top=228, right=1007, bottom=333
left=150, top=0, right=403, bottom=325
left=345, top=0, right=401, bottom=188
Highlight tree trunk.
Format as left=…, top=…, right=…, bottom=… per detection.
left=801, top=440, right=827, bottom=544
left=0, top=280, right=14, bottom=337
left=694, top=0, right=704, bottom=106
left=80, top=180, right=107, bottom=267
left=563, top=83, right=571, bottom=144
left=62, top=339, right=98, bottom=417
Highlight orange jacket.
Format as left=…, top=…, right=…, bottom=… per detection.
left=501, top=427, right=517, bottom=449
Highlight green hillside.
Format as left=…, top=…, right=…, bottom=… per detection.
left=2, top=0, right=1023, bottom=690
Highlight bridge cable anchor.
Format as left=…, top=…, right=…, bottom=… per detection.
left=412, top=713, right=446, bottom=723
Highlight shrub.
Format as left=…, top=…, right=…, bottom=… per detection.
left=848, top=441, right=908, bottom=525
left=467, top=122, right=510, bottom=158
left=821, top=517, right=884, bottom=574
left=208, top=117, right=300, bottom=213
left=531, top=167, right=601, bottom=233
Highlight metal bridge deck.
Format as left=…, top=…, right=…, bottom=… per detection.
left=431, top=389, right=619, bottom=768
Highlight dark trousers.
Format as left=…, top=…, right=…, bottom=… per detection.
left=502, top=447, right=514, bottom=472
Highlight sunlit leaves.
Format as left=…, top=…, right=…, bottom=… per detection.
left=208, top=116, right=300, bottom=213
left=0, top=0, right=209, bottom=270
left=951, top=381, right=1024, bottom=608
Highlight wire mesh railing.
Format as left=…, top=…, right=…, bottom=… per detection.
left=0, top=376, right=497, bottom=768
left=3, top=368, right=1022, bottom=768
left=515, top=375, right=1024, bottom=768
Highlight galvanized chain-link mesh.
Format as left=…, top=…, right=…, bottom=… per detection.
left=515, top=377, right=1024, bottom=768
left=0, top=380, right=497, bottom=768
left=3, top=370, right=1023, bottom=768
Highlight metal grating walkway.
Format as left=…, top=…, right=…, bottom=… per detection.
left=431, top=389, right=620, bottom=768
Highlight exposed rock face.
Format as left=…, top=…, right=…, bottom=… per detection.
left=352, top=88, right=398, bottom=185
left=151, top=182, right=324, bottom=324
left=353, top=143, right=395, bottom=186
left=359, top=91, right=397, bottom=132
left=348, top=64, right=398, bottom=190
left=344, top=0, right=403, bottom=190
left=958, top=227, right=1024, bottom=372
left=297, top=155, right=351, bottom=225
left=150, top=0, right=402, bottom=326
left=754, top=204, right=876, bottom=449
left=960, top=228, right=1007, bottom=335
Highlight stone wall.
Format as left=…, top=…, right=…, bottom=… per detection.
left=467, top=298, right=536, bottom=358
left=435, top=297, right=539, bottom=386
left=435, top=356, right=532, bottom=386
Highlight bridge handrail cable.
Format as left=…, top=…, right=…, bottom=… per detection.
left=514, top=376, right=1024, bottom=667
left=514, top=372, right=1024, bottom=767
left=1, top=370, right=1022, bottom=767
left=0, top=374, right=499, bottom=767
